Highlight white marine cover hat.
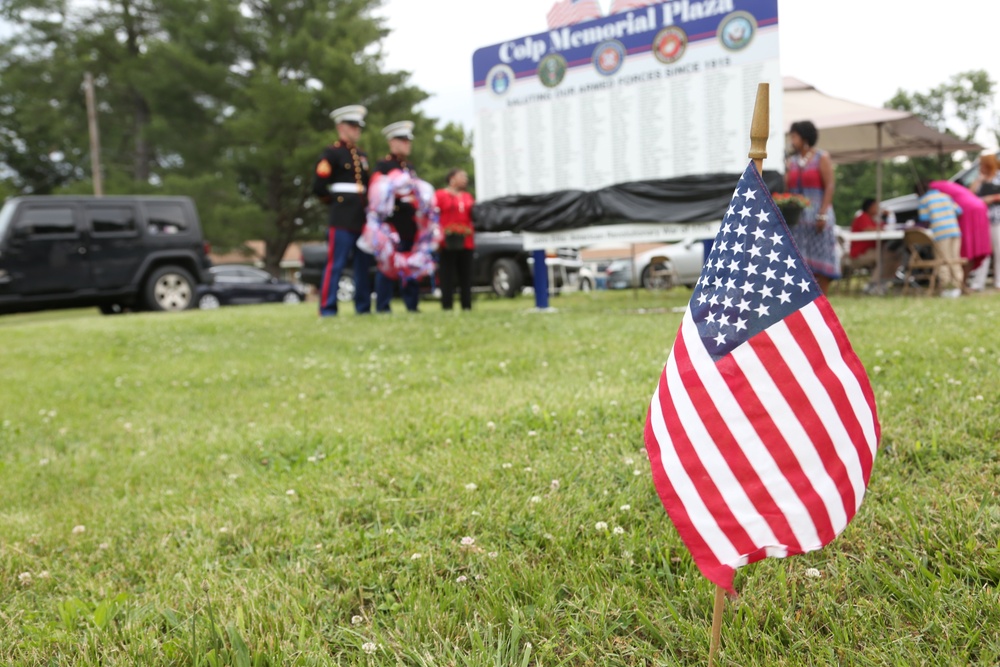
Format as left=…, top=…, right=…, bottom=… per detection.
left=330, top=105, right=367, bottom=127
left=381, top=120, right=415, bottom=140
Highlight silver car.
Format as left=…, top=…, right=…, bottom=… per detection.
left=604, top=240, right=708, bottom=290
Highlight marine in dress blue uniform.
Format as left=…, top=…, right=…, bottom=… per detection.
left=312, top=104, right=373, bottom=316
left=373, top=120, right=420, bottom=313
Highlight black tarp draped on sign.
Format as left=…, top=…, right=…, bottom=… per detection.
left=472, top=170, right=785, bottom=233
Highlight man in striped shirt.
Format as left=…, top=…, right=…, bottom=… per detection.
left=917, top=180, right=963, bottom=298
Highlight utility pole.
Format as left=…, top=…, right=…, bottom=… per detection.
left=84, top=72, right=103, bottom=196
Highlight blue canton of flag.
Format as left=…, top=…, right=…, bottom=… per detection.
left=691, top=162, right=818, bottom=361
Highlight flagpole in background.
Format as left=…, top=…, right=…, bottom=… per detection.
left=706, top=80, right=770, bottom=667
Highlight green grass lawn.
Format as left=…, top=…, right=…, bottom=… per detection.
left=1, top=290, right=998, bottom=666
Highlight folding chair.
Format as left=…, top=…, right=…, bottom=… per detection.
left=901, top=228, right=964, bottom=296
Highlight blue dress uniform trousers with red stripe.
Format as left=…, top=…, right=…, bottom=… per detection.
left=312, top=141, right=372, bottom=316
left=373, top=155, right=420, bottom=313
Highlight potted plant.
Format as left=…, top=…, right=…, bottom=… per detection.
left=772, top=193, right=811, bottom=226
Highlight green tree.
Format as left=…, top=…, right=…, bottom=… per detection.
left=0, top=0, right=475, bottom=273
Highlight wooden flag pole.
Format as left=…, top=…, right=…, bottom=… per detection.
left=708, top=584, right=726, bottom=666
left=749, top=82, right=770, bottom=174
left=708, top=81, right=770, bottom=667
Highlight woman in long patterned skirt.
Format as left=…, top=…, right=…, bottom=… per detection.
left=785, top=120, right=839, bottom=294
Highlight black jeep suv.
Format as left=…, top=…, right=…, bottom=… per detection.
left=0, top=195, right=212, bottom=315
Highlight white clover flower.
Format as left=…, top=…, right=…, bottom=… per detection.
left=543, top=533, right=554, bottom=541
left=804, top=568, right=822, bottom=579
left=219, top=527, right=229, bottom=533
left=527, top=430, right=537, bottom=437
left=488, top=551, right=498, bottom=559
left=456, top=575, right=468, bottom=583
left=465, top=483, right=478, bottom=491
left=610, top=400, right=618, bottom=406
left=39, top=458, right=49, bottom=466
left=576, top=429, right=584, bottom=436
left=286, top=489, right=296, bottom=496
left=633, top=470, right=641, bottom=476
left=385, top=528, right=394, bottom=534
left=37, top=570, right=49, bottom=579
left=523, top=467, right=533, bottom=472
left=475, top=574, right=486, bottom=581
left=624, top=457, right=634, bottom=465
left=975, top=395, right=984, bottom=401
left=471, top=511, right=481, bottom=517
left=362, top=642, right=377, bottom=654
left=351, top=615, right=363, bottom=625
left=99, top=542, right=109, bottom=550
left=529, top=496, right=542, bottom=504
left=550, top=479, right=560, bottom=491
left=410, top=553, right=422, bottom=560
left=307, top=456, right=317, bottom=463
left=531, top=404, right=541, bottom=415
left=502, top=463, right=512, bottom=469
left=72, top=525, right=85, bottom=535
left=620, top=504, right=631, bottom=511
left=487, top=421, right=496, bottom=431
left=607, top=433, right=615, bottom=439
left=613, top=526, right=625, bottom=535
left=18, top=572, right=32, bottom=586
left=872, top=366, right=882, bottom=374
left=461, top=536, right=475, bottom=546
left=595, top=521, right=608, bottom=531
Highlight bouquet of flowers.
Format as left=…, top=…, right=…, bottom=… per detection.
left=771, top=193, right=811, bottom=226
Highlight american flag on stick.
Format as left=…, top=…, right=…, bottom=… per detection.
left=547, top=0, right=603, bottom=29
left=644, top=160, right=880, bottom=594
left=609, top=0, right=660, bottom=14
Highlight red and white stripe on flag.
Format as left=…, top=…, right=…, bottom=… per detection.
left=547, top=0, right=603, bottom=29
left=609, top=0, right=660, bottom=14
left=643, top=161, right=880, bottom=594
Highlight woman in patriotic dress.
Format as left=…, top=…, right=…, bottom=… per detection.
left=785, top=120, right=840, bottom=294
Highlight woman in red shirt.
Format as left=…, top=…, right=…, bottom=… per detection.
left=435, top=169, right=476, bottom=310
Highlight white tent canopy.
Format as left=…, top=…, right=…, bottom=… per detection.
left=782, top=76, right=981, bottom=165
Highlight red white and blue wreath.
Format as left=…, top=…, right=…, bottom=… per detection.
left=361, top=169, right=441, bottom=280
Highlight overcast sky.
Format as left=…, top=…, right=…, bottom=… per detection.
left=375, top=0, right=1000, bottom=148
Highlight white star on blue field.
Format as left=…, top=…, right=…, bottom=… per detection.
left=689, top=163, right=819, bottom=361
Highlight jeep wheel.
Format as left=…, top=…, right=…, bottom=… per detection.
left=145, top=266, right=196, bottom=311
left=198, top=293, right=221, bottom=310
left=491, top=258, right=523, bottom=298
